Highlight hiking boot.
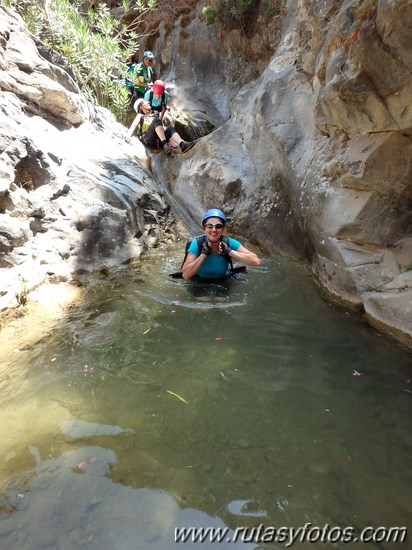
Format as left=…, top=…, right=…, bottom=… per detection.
left=163, top=143, right=172, bottom=156
left=180, top=140, right=196, bottom=154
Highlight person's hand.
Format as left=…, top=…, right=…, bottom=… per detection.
left=201, top=241, right=212, bottom=256
left=219, top=241, right=232, bottom=259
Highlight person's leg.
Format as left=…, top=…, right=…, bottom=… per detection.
left=153, top=119, right=172, bottom=155
left=138, top=118, right=164, bottom=154
left=164, top=127, right=178, bottom=148
left=166, top=127, right=196, bottom=154
left=165, top=127, right=182, bottom=146
left=154, top=121, right=167, bottom=142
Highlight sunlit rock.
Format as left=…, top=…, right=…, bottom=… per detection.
left=0, top=6, right=173, bottom=315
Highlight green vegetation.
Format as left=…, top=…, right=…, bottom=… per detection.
left=15, top=276, right=28, bottom=306
left=4, top=0, right=156, bottom=124
left=261, top=0, right=281, bottom=17
left=202, top=0, right=256, bottom=26
left=332, top=0, right=378, bottom=50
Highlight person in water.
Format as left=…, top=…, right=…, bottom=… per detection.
left=182, top=208, right=260, bottom=281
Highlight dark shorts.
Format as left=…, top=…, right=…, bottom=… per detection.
left=140, top=122, right=177, bottom=150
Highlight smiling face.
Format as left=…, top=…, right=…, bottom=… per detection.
left=139, top=101, right=151, bottom=115
left=203, top=217, right=226, bottom=243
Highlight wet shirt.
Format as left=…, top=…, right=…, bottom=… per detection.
left=188, top=237, right=241, bottom=279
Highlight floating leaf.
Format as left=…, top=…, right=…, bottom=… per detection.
left=166, top=389, right=188, bottom=404
left=352, top=370, right=363, bottom=376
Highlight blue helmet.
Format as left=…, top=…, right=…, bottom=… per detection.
left=202, top=208, right=226, bottom=225
left=143, top=50, right=154, bottom=59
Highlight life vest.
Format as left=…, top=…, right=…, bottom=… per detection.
left=138, top=114, right=156, bottom=136
left=131, top=62, right=153, bottom=91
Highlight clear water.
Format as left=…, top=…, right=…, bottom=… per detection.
left=0, top=248, right=411, bottom=549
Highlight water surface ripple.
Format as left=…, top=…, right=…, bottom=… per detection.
left=0, top=250, right=411, bottom=549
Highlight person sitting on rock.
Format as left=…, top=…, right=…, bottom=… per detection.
left=181, top=208, right=260, bottom=281
left=125, top=98, right=196, bottom=156
left=144, top=79, right=168, bottom=120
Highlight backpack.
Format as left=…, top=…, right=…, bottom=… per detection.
left=125, top=64, right=135, bottom=91
left=169, top=235, right=246, bottom=279
left=147, top=90, right=166, bottom=113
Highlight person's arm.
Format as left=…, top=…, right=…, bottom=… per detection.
left=135, top=66, right=153, bottom=89
left=136, top=80, right=151, bottom=89
left=182, top=252, right=206, bottom=280
left=160, top=92, right=168, bottom=120
left=219, top=242, right=260, bottom=267
left=125, top=113, right=142, bottom=142
left=182, top=241, right=212, bottom=279
left=159, top=102, right=166, bottom=120
left=133, top=65, right=148, bottom=89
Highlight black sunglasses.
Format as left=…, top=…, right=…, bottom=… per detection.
left=204, top=223, right=225, bottom=229
left=145, top=58, right=153, bottom=63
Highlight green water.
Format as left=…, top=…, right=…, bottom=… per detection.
left=0, top=249, right=411, bottom=549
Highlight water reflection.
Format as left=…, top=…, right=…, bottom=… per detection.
left=61, top=419, right=133, bottom=438
left=1, top=445, right=253, bottom=549
left=0, top=248, right=411, bottom=549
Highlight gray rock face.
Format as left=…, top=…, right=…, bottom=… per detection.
left=1, top=1, right=412, bottom=346
left=0, top=7, right=172, bottom=313
left=146, top=0, right=412, bottom=345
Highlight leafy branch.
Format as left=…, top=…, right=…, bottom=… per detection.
left=4, top=0, right=157, bottom=124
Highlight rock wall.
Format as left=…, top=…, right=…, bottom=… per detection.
left=0, top=7, right=172, bottom=315
left=145, top=0, right=412, bottom=345
left=1, top=1, right=411, bottom=346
